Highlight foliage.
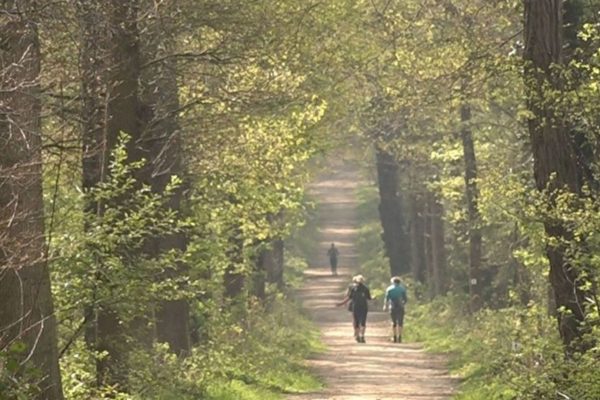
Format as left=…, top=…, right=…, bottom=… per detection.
left=6, top=0, right=600, bottom=396
left=408, top=297, right=600, bottom=400
left=0, top=341, right=41, bottom=400
left=57, top=295, right=322, bottom=400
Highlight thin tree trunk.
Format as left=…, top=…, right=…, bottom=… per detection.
left=409, top=192, right=426, bottom=287
left=255, top=236, right=285, bottom=298
left=77, top=0, right=108, bottom=357
left=78, top=0, right=143, bottom=387
left=254, top=248, right=268, bottom=300
left=0, top=3, right=64, bottom=398
left=461, top=103, right=483, bottom=313
left=269, top=238, right=285, bottom=290
left=524, top=0, right=594, bottom=352
left=225, top=231, right=245, bottom=299
left=424, top=195, right=435, bottom=298
left=375, top=146, right=410, bottom=276
left=140, top=3, right=191, bottom=357
left=97, top=0, right=143, bottom=387
left=430, top=194, right=448, bottom=296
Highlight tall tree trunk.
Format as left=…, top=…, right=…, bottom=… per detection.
left=254, top=236, right=285, bottom=298
left=0, top=3, right=64, bottom=398
left=563, top=0, right=597, bottom=189
left=429, top=193, right=448, bottom=296
left=78, top=0, right=143, bottom=387
left=509, top=224, right=531, bottom=307
left=98, top=0, right=143, bottom=386
left=268, top=238, right=285, bottom=290
left=461, top=103, right=483, bottom=313
left=424, top=195, right=434, bottom=298
left=224, top=230, right=245, bottom=299
left=375, top=146, right=410, bottom=276
left=77, top=0, right=107, bottom=359
left=140, top=3, right=191, bottom=357
left=224, top=266, right=245, bottom=299
left=524, top=0, right=593, bottom=351
left=254, top=247, right=268, bottom=300
left=409, top=192, right=426, bottom=287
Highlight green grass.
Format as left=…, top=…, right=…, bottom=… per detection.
left=205, top=368, right=322, bottom=400
left=206, top=380, right=282, bottom=400
left=402, top=296, right=600, bottom=400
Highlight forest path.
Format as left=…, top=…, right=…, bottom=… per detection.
left=288, top=155, right=456, bottom=400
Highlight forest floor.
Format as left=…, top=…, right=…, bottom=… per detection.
left=288, top=154, right=456, bottom=400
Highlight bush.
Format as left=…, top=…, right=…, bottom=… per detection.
left=58, top=293, right=322, bottom=399
left=408, top=297, right=600, bottom=400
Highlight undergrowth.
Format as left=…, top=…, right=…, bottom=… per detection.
left=60, top=294, right=323, bottom=400
left=408, top=297, right=600, bottom=400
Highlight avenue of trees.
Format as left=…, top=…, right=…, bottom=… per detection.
left=2, top=0, right=600, bottom=399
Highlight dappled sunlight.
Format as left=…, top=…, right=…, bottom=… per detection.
left=289, top=160, right=455, bottom=400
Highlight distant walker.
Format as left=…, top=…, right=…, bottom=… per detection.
left=327, top=243, right=339, bottom=275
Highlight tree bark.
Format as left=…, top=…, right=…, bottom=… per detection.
left=139, top=2, right=191, bottom=357
left=524, top=0, right=594, bottom=351
left=424, top=196, right=435, bottom=299
left=409, top=192, right=426, bottom=286
left=224, top=230, right=245, bottom=299
left=0, top=3, right=64, bottom=398
left=254, top=248, right=268, bottom=300
left=460, top=103, right=483, bottom=313
left=78, top=0, right=143, bottom=387
left=268, top=238, right=285, bottom=289
left=77, top=0, right=108, bottom=357
left=429, top=193, right=448, bottom=296
left=375, top=146, right=410, bottom=276
left=255, top=236, right=285, bottom=298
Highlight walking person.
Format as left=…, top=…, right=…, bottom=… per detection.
left=327, top=243, right=339, bottom=275
left=383, top=276, right=407, bottom=343
left=336, top=274, right=371, bottom=343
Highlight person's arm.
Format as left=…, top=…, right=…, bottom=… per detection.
left=336, top=295, right=350, bottom=307
left=336, top=287, right=352, bottom=307
left=402, top=287, right=408, bottom=305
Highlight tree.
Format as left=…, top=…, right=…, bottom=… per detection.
left=0, top=2, right=64, bottom=398
left=460, top=102, right=483, bottom=312
left=428, top=192, right=448, bottom=296
left=523, top=0, right=595, bottom=351
left=375, top=144, right=410, bottom=276
left=77, top=0, right=144, bottom=387
left=139, top=0, right=191, bottom=357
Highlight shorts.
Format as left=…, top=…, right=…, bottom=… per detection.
left=353, top=308, right=368, bottom=328
left=390, top=306, right=404, bottom=327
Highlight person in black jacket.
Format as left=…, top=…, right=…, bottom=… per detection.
left=336, top=274, right=372, bottom=343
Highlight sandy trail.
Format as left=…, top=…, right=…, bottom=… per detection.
left=289, top=157, right=456, bottom=400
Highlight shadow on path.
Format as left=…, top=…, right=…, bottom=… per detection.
left=288, top=157, right=456, bottom=400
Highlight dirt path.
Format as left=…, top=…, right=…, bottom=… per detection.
left=289, top=157, right=456, bottom=400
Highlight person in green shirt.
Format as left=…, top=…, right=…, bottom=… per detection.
left=383, top=276, right=407, bottom=343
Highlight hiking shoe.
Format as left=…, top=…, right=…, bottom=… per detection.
left=397, top=335, right=402, bottom=343
left=360, top=336, right=365, bottom=343
left=355, top=336, right=360, bottom=343
left=393, top=336, right=398, bottom=343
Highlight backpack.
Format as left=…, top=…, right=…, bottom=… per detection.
left=350, top=284, right=369, bottom=310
